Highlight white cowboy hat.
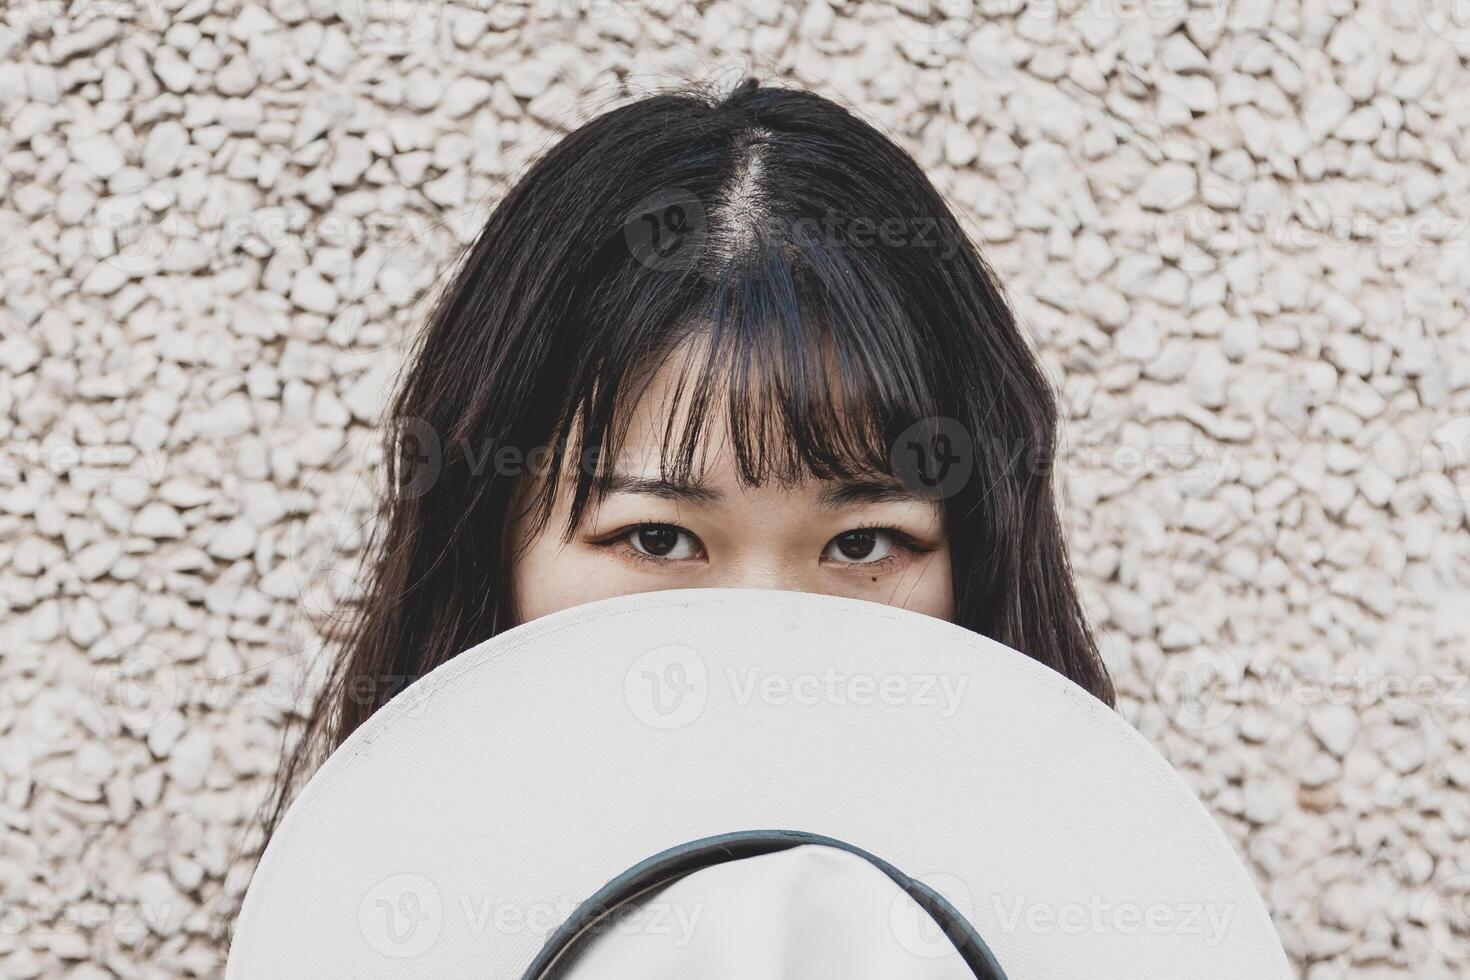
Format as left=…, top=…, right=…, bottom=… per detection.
left=228, top=588, right=1294, bottom=979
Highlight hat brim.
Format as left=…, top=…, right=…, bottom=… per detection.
left=228, top=588, right=1292, bottom=978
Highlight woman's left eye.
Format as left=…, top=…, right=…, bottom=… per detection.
left=823, top=529, right=898, bottom=565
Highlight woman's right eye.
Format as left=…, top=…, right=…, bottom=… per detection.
left=625, top=524, right=702, bottom=561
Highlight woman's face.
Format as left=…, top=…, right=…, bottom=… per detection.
left=508, top=356, right=955, bottom=624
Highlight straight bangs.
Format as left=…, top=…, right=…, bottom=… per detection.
left=534, top=221, right=950, bottom=541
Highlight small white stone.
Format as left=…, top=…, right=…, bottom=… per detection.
left=1334, top=105, right=1382, bottom=142
left=944, top=124, right=979, bottom=167
left=217, top=55, right=258, bottom=96
left=1303, top=84, right=1352, bottom=142
left=317, top=29, right=355, bottom=76
left=165, top=730, right=214, bottom=790
left=148, top=711, right=187, bottom=755
left=1308, top=705, right=1359, bottom=758
left=1229, top=0, right=1273, bottom=31
left=1384, top=735, right=1426, bottom=775
left=159, top=479, right=213, bottom=509
left=1221, top=316, right=1260, bottom=360
left=424, top=169, right=467, bottom=207
left=67, top=597, right=106, bottom=648
left=1443, top=755, right=1470, bottom=788
left=312, top=388, right=351, bottom=428
left=1016, top=7, right=1055, bottom=44
left=29, top=599, right=62, bottom=642
left=1401, top=848, right=1435, bottom=886
left=290, top=267, right=339, bottom=315
left=1242, top=779, right=1286, bottom=824
left=199, top=394, right=255, bottom=440
left=74, top=539, right=123, bottom=580
left=206, top=517, right=257, bottom=561
left=2, top=946, right=42, bottom=980
left=1109, top=591, right=1154, bottom=639
left=1138, top=162, right=1197, bottom=209
left=135, top=872, right=190, bottom=935
left=80, top=260, right=130, bottom=296
left=1187, top=346, right=1230, bottom=408
left=1161, top=34, right=1209, bottom=74
left=73, top=133, right=126, bottom=179
left=1073, top=232, right=1114, bottom=279
left=1115, top=317, right=1162, bottom=361
left=51, top=17, right=121, bottom=60
left=48, top=928, right=91, bottom=960
left=0, top=332, right=42, bottom=373
left=1325, top=334, right=1372, bottom=377
left=405, top=67, right=444, bottom=111
left=391, top=150, right=432, bottom=187
left=1161, top=74, right=1217, bottom=114
left=342, top=374, right=385, bottom=423
left=1319, top=881, right=1368, bottom=931
left=143, top=121, right=189, bottom=178
left=505, top=58, right=557, bottom=99
left=327, top=137, right=373, bottom=186
left=132, top=502, right=186, bottom=539
left=154, top=46, right=196, bottom=93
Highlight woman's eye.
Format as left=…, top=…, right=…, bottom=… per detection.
left=823, top=529, right=897, bottom=565
left=626, top=524, right=701, bottom=560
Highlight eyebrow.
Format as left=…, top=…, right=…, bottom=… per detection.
left=599, top=472, right=923, bottom=508
left=817, top=477, right=923, bottom=508
left=599, top=472, right=722, bottom=504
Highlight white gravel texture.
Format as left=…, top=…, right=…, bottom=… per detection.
left=3, top=0, right=1470, bottom=977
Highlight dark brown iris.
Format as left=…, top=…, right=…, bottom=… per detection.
left=834, top=529, right=877, bottom=560
left=637, top=525, right=681, bottom=556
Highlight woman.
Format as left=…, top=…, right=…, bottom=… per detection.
left=263, top=77, right=1113, bottom=844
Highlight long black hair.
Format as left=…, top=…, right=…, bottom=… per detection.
left=264, top=76, right=1112, bottom=847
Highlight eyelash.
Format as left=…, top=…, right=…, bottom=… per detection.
left=593, top=521, right=931, bottom=571
left=611, top=523, right=700, bottom=567
left=588, top=521, right=698, bottom=568
left=827, top=523, right=937, bottom=572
